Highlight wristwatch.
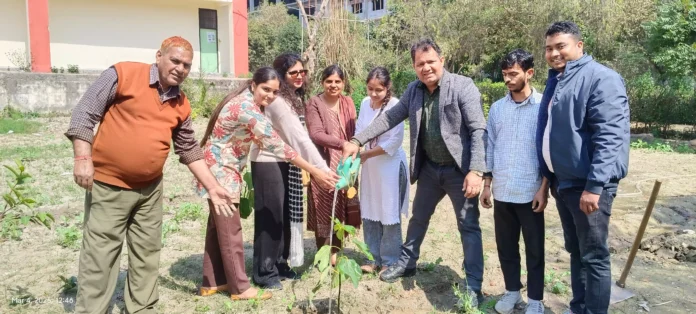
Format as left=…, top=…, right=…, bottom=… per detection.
left=470, top=170, right=484, bottom=177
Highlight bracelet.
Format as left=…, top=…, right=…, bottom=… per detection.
left=74, top=156, right=92, bottom=161
left=350, top=138, right=362, bottom=147
left=484, top=185, right=491, bottom=188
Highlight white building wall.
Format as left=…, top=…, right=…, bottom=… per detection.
left=0, top=0, right=30, bottom=70
left=47, top=0, right=227, bottom=73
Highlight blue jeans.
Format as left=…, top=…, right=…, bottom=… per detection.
left=362, top=219, right=402, bottom=268
left=553, top=182, right=616, bottom=314
left=398, top=160, right=484, bottom=292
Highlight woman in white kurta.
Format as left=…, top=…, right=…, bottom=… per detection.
left=356, top=67, right=409, bottom=274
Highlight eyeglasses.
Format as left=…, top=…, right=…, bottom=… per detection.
left=287, top=69, right=309, bottom=77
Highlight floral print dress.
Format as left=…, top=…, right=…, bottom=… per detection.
left=195, top=90, right=298, bottom=202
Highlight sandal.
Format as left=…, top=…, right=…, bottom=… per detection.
left=198, top=284, right=228, bottom=297
left=230, top=289, right=272, bottom=301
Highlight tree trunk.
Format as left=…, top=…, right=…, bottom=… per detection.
left=296, top=0, right=329, bottom=77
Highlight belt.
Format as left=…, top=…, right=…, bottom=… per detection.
left=426, top=158, right=457, bottom=167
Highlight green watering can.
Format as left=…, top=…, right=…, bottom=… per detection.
left=335, top=155, right=361, bottom=192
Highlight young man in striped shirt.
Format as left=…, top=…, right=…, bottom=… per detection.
left=481, top=49, right=549, bottom=314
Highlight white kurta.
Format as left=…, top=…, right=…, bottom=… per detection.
left=356, top=97, right=410, bottom=225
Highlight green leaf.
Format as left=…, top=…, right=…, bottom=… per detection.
left=335, top=228, right=345, bottom=241
left=313, top=245, right=332, bottom=272
left=311, top=281, right=323, bottom=295
left=337, top=258, right=362, bottom=288
left=352, top=239, right=374, bottom=261
left=333, top=218, right=345, bottom=241
left=239, top=198, right=252, bottom=219
left=15, top=159, right=25, bottom=173
left=343, top=225, right=357, bottom=236
left=17, top=173, right=31, bottom=184
left=3, top=194, right=17, bottom=207
left=11, top=187, right=23, bottom=199
left=20, top=215, right=31, bottom=225
left=3, top=165, right=19, bottom=178
left=243, top=171, right=253, bottom=186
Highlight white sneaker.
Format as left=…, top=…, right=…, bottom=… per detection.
left=495, top=291, right=522, bottom=314
left=525, top=299, right=544, bottom=314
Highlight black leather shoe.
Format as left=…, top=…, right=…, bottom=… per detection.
left=256, top=281, right=283, bottom=290
left=379, top=264, right=416, bottom=283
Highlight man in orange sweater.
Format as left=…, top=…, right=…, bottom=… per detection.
left=65, top=36, right=234, bottom=314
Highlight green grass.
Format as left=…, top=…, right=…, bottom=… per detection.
left=0, top=118, right=42, bottom=134
left=0, top=143, right=72, bottom=160
left=631, top=139, right=696, bottom=154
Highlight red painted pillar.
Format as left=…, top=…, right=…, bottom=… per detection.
left=26, top=0, right=51, bottom=72
left=232, top=0, right=249, bottom=76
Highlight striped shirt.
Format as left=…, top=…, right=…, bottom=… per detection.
left=485, top=90, right=543, bottom=204
left=64, top=64, right=203, bottom=164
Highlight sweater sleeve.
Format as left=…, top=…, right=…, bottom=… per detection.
left=266, top=98, right=330, bottom=172
left=354, top=85, right=411, bottom=145
left=459, top=77, right=487, bottom=172
left=375, top=98, right=405, bottom=156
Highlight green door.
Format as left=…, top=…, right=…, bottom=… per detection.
left=199, top=29, right=218, bottom=73
left=199, top=9, right=218, bottom=73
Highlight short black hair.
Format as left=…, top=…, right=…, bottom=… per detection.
left=501, top=49, right=534, bottom=71
left=545, top=21, right=582, bottom=40
left=410, top=38, right=441, bottom=62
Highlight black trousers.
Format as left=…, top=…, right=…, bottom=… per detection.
left=251, top=162, right=292, bottom=287
left=494, top=200, right=545, bottom=300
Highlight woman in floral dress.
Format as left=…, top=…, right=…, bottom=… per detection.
left=194, top=67, right=337, bottom=302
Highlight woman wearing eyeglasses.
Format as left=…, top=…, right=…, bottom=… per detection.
left=248, top=53, right=332, bottom=289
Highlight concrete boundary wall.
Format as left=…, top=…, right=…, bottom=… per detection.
left=0, top=71, right=246, bottom=113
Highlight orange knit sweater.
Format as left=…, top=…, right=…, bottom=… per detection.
left=92, top=62, right=191, bottom=189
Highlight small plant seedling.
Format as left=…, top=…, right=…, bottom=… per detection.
left=552, top=281, right=568, bottom=295
left=284, top=293, right=296, bottom=311
left=452, top=283, right=483, bottom=314
left=223, top=300, right=234, bottom=310
left=56, top=213, right=84, bottom=250
left=57, top=275, right=78, bottom=294
left=420, top=257, right=443, bottom=272
left=174, top=202, right=205, bottom=223
left=1, top=160, right=54, bottom=240
left=194, top=303, right=211, bottom=312
left=310, top=218, right=373, bottom=312
left=544, top=269, right=571, bottom=295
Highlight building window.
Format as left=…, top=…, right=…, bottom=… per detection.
left=353, top=2, right=363, bottom=14
left=199, top=8, right=218, bottom=29
left=373, top=0, right=385, bottom=11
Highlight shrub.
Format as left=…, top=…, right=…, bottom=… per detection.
left=181, top=76, right=226, bottom=119
left=350, top=78, right=367, bottom=115
left=476, top=80, right=508, bottom=117
left=627, top=73, right=696, bottom=131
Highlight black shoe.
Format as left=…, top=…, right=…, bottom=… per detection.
left=256, top=281, right=283, bottom=290
left=379, top=264, right=416, bottom=283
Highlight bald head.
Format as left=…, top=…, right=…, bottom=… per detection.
left=156, top=36, right=193, bottom=89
